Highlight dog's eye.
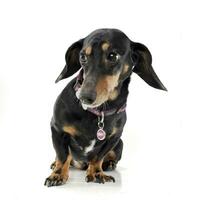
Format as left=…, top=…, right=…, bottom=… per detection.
left=107, top=52, right=119, bottom=63
left=79, top=53, right=88, bottom=63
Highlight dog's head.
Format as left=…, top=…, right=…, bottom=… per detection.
left=55, top=29, right=167, bottom=109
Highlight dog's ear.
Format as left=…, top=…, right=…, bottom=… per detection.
left=131, top=42, right=167, bottom=91
left=55, top=39, right=84, bottom=83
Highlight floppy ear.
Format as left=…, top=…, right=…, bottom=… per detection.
left=131, top=42, right=167, bottom=91
left=55, top=39, right=84, bottom=83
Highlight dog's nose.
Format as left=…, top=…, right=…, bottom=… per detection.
left=79, top=91, right=96, bottom=105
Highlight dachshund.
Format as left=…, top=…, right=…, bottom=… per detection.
left=44, top=29, right=167, bottom=186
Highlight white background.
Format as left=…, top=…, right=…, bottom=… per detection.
left=0, top=0, right=200, bottom=199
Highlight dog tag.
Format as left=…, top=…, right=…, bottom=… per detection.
left=97, top=111, right=106, bottom=140
left=97, top=128, right=106, bottom=140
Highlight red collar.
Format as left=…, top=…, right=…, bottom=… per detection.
left=73, top=70, right=126, bottom=117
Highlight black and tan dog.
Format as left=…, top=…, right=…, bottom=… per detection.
left=44, top=29, right=167, bottom=186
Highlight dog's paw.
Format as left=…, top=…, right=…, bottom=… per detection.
left=85, top=174, right=96, bottom=183
left=44, top=173, right=68, bottom=187
left=85, top=172, right=115, bottom=184
left=102, top=160, right=117, bottom=171
left=95, top=172, right=115, bottom=184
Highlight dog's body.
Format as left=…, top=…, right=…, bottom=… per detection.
left=44, top=29, right=166, bottom=187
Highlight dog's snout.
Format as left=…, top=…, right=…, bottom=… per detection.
left=79, top=91, right=96, bottom=105
left=79, top=77, right=97, bottom=105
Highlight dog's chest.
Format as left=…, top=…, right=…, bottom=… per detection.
left=69, top=121, right=114, bottom=160
left=72, top=125, right=108, bottom=151
left=70, top=136, right=101, bottom=161
left=66, top=110, right=124, bottom=161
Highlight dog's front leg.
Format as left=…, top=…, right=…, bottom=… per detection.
left=85, top=136, right=121, bottom=183
left=86, top=159, right=115, bottom=183
left=44, top=126, right=72, bottom=187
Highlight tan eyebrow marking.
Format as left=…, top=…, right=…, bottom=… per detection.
left=101, top=42, right=110, bottom=51
left=85, top=46, right=92, bottom=55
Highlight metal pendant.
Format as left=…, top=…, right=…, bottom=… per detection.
left=97, top=112, right=106, bottom=140
left=97, top=128, right=106, bottom=140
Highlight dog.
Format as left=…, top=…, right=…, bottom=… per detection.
left=44, top=29, right=167, bottom=186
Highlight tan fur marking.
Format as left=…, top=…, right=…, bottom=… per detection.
left=108, top=89, right=118, bottom=100
left=102, top=42, right=110, bottom=51
left=47, top=154, right=72, bottom=183
left=86, top=158, right=115, bottom=182
left=110, top=127, right=118, bottom=137
left=95, top=73, right=120, bottom=105
left=85, top=46, right=92, bottom=55
left=55, top=159, right=63, bottom=169
left=63, top=125, right=77, bottom=136
left=123, top=64, right=129, bottom=74
left=61, top=154, right=72, bottom=178
left=86, top=160, right=103, bottom=177
left=105, top=150, right=116, bottom=161
left=105, top=73, right=120, bottom=91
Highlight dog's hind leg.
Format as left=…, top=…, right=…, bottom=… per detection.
left=102, top=139, right=123, bottom=171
